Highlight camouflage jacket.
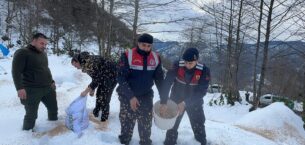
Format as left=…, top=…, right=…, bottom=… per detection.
left=78, top=53, right=117, bottom=90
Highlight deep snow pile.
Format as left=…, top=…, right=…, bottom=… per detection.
left=235, top=102, right=305, bottom=145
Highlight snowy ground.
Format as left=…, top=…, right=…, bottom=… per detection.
left=0, top=55, right=304, bottom=145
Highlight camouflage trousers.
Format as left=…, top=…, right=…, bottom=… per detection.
left=118, top=94, right=153, bottom=145
left=94, top=82, right=116, bottom=122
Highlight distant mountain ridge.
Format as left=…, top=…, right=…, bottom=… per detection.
left=153, top=39, right=305, bottom=63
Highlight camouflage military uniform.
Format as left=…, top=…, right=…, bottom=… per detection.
left=78, top=52, right=117, bottom=122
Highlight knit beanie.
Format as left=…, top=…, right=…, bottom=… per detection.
left=138, top=33, right=153, bottom=44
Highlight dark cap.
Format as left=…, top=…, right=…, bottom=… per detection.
left=182, top=48, right=199, bottom=61
left=138, top=33, right=153, bottom=44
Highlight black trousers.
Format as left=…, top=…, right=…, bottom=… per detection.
left=94, top=82, right=116, bottom=122
left=164, top=103, right=206, bottom=145
left=118, top=94, right=153, bottom=145
left=21, top=87, right=58, bottom=130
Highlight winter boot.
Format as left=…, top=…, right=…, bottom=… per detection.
left=93, top=107, right=100, bottom=117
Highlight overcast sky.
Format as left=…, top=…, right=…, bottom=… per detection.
left=137, top=0, right=304, bottom=42
left=140, top=0, right=219, bottom=42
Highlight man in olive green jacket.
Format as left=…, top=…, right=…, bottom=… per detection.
left=12, top=33, right=58, bottom=130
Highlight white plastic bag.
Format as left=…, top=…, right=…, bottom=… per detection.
left=65, top=96, right=89, bottom=137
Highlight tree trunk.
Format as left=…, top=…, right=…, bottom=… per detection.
left=106, top=0, right=114, bottom=58
left=94, top=0, right=103, bottom=56
left=303, top=72, right=305, bottom=97
left=101, top=0, right=106, bottom=56
left=251, top=0, right=264, bottom=111
left=232, top=0, right=244, bottom=103
left=102, top=19, right=106, bottom=56
left=132, top=0, right=139, bottom=47
left=5, top=0, right=14, bottom=46
left=226, top=0, right=235, bottom=106
left=303, top=70, right=305, bottom=129
left=53, top=24, right=60, bottom=56
left=257, top=0, right=275, bottom=108
left=98, top=35, right=102, bottom=56
left=219, top=2, right=225, bottom=86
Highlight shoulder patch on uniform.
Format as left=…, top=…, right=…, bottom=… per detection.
left=197, top=63, right=203, bottom=67
left=196, top=63, right=205, bottom=70
left=179, top=60, right=185, bottom=67
left=196, top=65, right=203, bottom=70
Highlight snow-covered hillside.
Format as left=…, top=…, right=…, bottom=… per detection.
left=0, top=55, right=304, bottom=145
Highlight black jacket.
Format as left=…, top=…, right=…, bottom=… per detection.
left=116, top=47, right=164, bottom=100
left=161, top=60, right=210, bottom=106
left=12, top=45, right=53, bottom=90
